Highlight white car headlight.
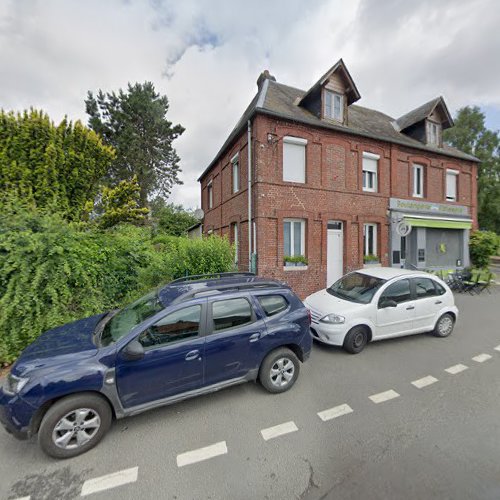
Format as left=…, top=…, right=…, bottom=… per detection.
left=3, top=373, right=29, bottom=395
left=320, top=313, right=345, bottom=324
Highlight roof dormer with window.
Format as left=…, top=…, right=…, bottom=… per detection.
left=298, top=59, right=361, bottom=126
left=394, top=96, right=453, bottom=148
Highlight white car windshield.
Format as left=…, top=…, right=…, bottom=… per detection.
left=327, top=272, right=386, bottom=304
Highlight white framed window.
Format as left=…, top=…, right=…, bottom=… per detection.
left=231, top=222, right=238, bottom=265
left=207, top=180, right=213, bottom=209
left=324, top=90, right=344, bottom=122
left=446, top=169, right=458, bottom=201
left=362, top=152, right=379, bottom=192
left=283, top=218, right=305, bottom=257
left=427, top=121, right=441, bottom=146
left=413, top=164, right=424, bottom=198
left=363, top=223, right=377, bottom=256
left=283, top=136, right=307, bottom=183
left=231, top=153, right=239, bottom=193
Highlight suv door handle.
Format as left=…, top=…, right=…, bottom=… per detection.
left=249, top=333, right=261, bottom=343
left=435, top=300, right=442, bottom=305
left=185, top=350, right=200, bottom=361
left=406, top=306, right=415, bottom=310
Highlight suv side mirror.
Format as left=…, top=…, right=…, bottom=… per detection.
left=122, top=340, right=145, bottom=361
left=379, top=299, right=397, bottom=309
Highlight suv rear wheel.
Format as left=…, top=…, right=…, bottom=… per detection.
left=259, top=347, right=300, bottom=393
left=38, top=393, right=112, bottom=459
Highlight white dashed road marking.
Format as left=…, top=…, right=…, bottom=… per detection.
left=261, top=421, right=298, bottom=441
left=176, top=441, right=228, bottom=467
left=472, top=354, right=492, bottom=363
left=317, top=404, right=353, bottom=422
left=81, top=467, right=138, bottom=496
left=494, top=345, right=500, bottom=352
left=445, top=364, right=468, bottom=374
left=369, top=389, right=400, bottom=404
left=411, top=376, right=438, bottom=389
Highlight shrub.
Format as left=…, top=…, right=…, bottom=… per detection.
left=469, top=230, right=499, bottom=268
left=0, top=205, right=234, bottom=363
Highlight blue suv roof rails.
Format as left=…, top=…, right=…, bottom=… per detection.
left=170, top=272, right=256, bottom=284
left=172, top=280, right=285, bottom=304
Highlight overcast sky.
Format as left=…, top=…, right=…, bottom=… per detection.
left=1, top=0, right=499, bottom=208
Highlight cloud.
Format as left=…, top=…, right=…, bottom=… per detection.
left=1, top=0, right=499, bottom=209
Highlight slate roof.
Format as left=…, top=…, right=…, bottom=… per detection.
left=394, top=96, right=454, bottom=131
left=198, top=78, right=478, bottom=181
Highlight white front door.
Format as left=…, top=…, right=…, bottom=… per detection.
left=327, top=221, right=343, bottom=287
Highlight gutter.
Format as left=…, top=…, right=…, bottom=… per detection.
left=247, top=119, right=252, bottom=272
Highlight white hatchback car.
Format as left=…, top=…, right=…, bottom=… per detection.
left=304, top=268, right=458, bottom=354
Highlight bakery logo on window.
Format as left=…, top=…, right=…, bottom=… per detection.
left=438, top=243, right=447, bottom=254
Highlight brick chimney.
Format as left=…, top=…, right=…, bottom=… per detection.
left=257, top=70, right=276, bottom=90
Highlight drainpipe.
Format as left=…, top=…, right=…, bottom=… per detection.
left=247, top=119, right=252, bottom=273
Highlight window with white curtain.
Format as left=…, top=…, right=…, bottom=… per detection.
left=446, top=170, right=458, bottom=201
left=362, top=152, right=379, bottom=192
left=283, top=219, right=305, bottom=257
left=324, top=90, right=343, bottom=122
left=207, top=181, right=213, bottom=209
left=231, top=153, right=239, bottom=193
left=363, top=223, right=377, bottom=256
left=283, top=137, right=307, bottom=183
left=413, top=164, right=424, bottom=197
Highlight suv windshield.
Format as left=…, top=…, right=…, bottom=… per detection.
left=100, top=291, right=164, bottom=346
left=327, top=272, right=386, bottom=304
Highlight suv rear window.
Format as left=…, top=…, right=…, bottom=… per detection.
left=212, top=298, right=253, bottom=331
left=258, top=295, right=288, bottom=317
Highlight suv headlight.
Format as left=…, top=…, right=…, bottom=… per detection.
left=320, top=313, right=345, bottom=324
left=3, top=373, right=29, bottom=396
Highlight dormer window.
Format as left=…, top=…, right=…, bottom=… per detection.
left=324, top=90, right=343, bottom=122
left=427, top=121, right=441, bottom=146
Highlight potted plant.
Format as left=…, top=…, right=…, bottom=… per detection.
left=284, top=255, right=308, bottom=267
left=363, top=254, right=380, bottom=267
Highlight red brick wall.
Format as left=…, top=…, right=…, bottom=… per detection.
left=199, top=113, right=478, bottom=299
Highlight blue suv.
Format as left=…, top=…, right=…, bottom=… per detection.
left=0, top=273, right=311, bottom=458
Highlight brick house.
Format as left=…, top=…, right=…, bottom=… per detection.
left=197, top=59, right=479, bottom=299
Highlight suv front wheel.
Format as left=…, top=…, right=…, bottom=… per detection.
left=38, top=393, right=112, bottom=459
left=259, top=348, right=300, bottom=393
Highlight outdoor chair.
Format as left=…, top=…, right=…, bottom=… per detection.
left=475, top=272, right=495, bottom=295
left=462, top=271, right=480, bottom=295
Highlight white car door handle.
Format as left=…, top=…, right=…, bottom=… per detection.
left=435, top=300, right=442, bottom=305
left=406, top=305, right=415, bottom=310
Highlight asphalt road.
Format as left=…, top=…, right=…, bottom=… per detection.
left=1, top=289, right=500, bottom=500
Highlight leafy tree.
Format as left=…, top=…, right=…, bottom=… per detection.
left=151, top=200, right=199, bottom=236
left=0, top=109, right=115, bottom=220
left=97, top=176, right=149, bottom=229
left=444, top=106, right=500, bottom=233
left=85, top=82, right=185, bottom=207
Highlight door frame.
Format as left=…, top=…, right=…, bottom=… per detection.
left=327, top=220, right=344, bottom=286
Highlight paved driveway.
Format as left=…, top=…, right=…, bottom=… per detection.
left=1, top=289, right=500, bottom=500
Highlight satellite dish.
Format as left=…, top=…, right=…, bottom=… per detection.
left=194, top=208, right=204, bottom=220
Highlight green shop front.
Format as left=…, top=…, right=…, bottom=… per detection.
left=389, top=198, right=473, bottom=270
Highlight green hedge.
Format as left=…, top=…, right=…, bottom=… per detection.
left=0, top=206, right=234, bottom=363
left=469, top=230, right=499, bottom=269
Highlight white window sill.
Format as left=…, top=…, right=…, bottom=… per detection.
left=362, top=188, right=377, bottom=193
left=283, top=265, right=308, bottom=271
